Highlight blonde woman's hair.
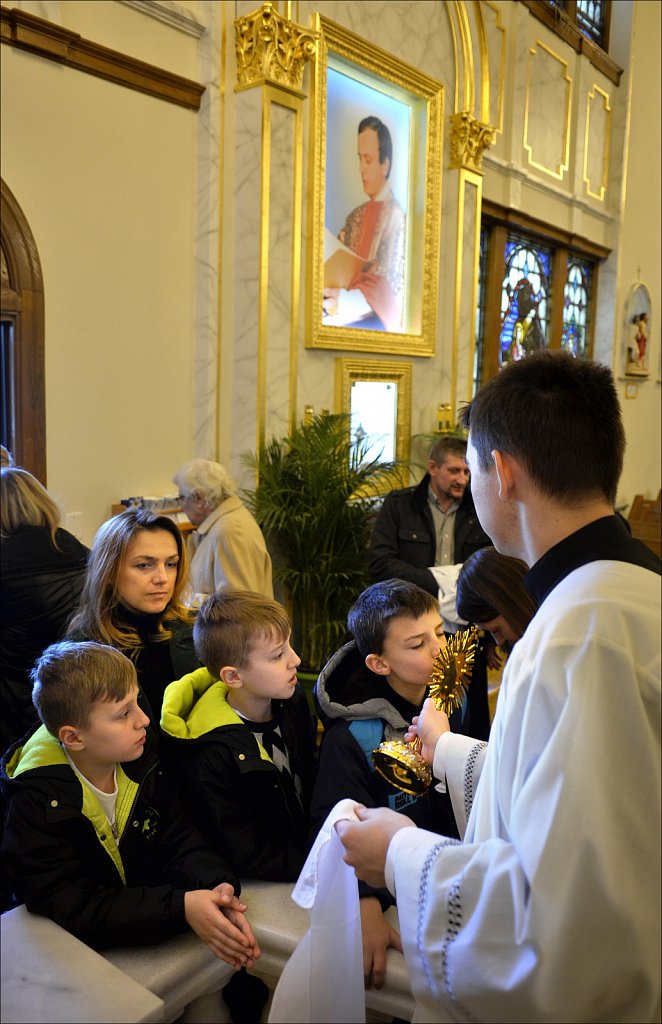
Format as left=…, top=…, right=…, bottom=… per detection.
left=194, top=590, right=290, bottom=674
left=67, top=508, right=192, bottom=655
left=32, top=640, right=137, bottom=735
left=172, top=458, right=237, bottom=507
left=1, top=467, right=62, bottom=546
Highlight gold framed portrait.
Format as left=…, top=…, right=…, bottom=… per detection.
left=308, top=16, right=443, bottom=356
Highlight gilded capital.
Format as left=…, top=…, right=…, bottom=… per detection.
left=448, top=112, right=495, bottom=173
left=235, top=2, right=318, bottom=95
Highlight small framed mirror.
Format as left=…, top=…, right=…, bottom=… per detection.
left=335, top=358, right=412, bottom=491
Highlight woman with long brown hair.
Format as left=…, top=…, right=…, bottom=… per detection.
left=68, top=508, right=198, bottom=724
left=456, top=546, right=538, bottom=656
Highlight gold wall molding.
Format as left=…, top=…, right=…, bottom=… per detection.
left=583, top=84, right=611, bottom=202
left=523, top=41, right=572, bottom=180
left=255, top=85, right=304, bottom=449
left=480, top=0, right=506, bottom=133
left=235, top=2, right=317, bottom=97
left=449, top=111, right=495, bottom=172
left=0, top=4, right=205, bottom=110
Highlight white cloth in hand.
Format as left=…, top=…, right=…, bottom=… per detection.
left=268, top=798, right=365, bottom=1024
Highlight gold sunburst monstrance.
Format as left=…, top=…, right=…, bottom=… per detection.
left=371, top=627, right=478, bottom=795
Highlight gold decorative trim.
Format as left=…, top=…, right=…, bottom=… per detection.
left=451, top=171, right=481, bottom=416
left=449, top=112, right=495, bottom=173
left=472, top=0, right=490, bottom=124
left=256, top=85, right=304, bottom=452
left=334, top=358, right=412, bottom=472
left=480, top=0, right=506, bottom=133
left=523, top=41, right=572, bottom=180
left=215, top=5, right=228, bottom=462
left=583, top=84, right=611, bottom=202
left=445, top=1, right=460, bottom=114
left=234, top=2, right=317, bottom=97
left=285, top=91, right=304, bottom=434
left=0, top=5, right=205, bottom=110
left=455, top=0, right=475, bottom=116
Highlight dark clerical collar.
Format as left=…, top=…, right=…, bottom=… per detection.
left=525, top=514, right=661, bottom=607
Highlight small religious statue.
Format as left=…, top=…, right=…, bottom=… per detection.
left=626, top=312, right=649, bottom=376
left=372, top=626, right=478, bottom=795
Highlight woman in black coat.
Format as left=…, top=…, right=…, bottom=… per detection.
left=1, top=468, right=88, bottom=752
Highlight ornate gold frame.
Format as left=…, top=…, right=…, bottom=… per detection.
left=308, top=15, right=443, bottom=356
left=334, top=358, right=412, bottom=492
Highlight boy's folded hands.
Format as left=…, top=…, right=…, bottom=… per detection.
left=184, top=883, right=261, bottom=968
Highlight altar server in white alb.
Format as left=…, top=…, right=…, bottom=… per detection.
left=338, top=351, right=661, bottom=1024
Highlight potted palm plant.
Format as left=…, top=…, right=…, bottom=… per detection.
left=242, top=412, right=405, bottom=674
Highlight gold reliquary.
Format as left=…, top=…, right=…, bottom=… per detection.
left=372, top=626, right=478, bottom=795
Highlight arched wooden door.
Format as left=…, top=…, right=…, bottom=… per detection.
left=0, top=179, right=46, bottom=482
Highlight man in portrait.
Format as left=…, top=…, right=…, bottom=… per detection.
left=325, top=116, right=406, bottom=332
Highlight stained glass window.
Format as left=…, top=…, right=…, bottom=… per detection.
left=562, top=258, right=592, bottom=358
left=547, top=1, right=607, bottom=48
left=499, top=237, right=551, bottom=366
left=576, top=0, right=606, bottom=47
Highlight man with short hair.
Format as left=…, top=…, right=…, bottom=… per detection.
left=368, top=435, right=489, bottom=597
left=338, top=352, right=661, bottom=1023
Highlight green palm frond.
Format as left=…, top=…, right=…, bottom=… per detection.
left=242, top=413, right=408, bottom=670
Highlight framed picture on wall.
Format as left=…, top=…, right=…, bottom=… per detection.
left=307, top=15, right=443, bottom=356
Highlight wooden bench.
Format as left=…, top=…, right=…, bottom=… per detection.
left=628, top=490, right=661, bottom=558
left=1, top=882, right=415, bottom=1023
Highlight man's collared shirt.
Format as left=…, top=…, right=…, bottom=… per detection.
left=428, top=486, right=459, bottom=565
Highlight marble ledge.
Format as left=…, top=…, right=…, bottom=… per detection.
left=0, top=905, right=164, bottom=1024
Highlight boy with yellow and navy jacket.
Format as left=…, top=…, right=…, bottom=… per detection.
left=0, top=640, right=258, bottom=967
left=161, top=590, right=317, bottom=883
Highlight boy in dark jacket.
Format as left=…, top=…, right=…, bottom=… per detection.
left=1, top=640, right=259, bottom=969
left=161, top=590, right=317, bottom=882
left=310, top=579, right=459, bottom=991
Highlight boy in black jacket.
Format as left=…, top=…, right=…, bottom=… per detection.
left=1, top=640, right=259, bottom=969
left=161, top=590, right=317, bottom=882
left=310, top=579, right=459, bottom=991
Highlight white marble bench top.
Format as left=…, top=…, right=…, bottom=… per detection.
left=2, top=884, right=415, bottom=1024
left=0, top=905, right=164, bottom=1023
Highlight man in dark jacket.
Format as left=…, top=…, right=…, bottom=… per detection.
left=368, top=436, right=489, bottom=594
left=368, top=436, right=492, bottom=737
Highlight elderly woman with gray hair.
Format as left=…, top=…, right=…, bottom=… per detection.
left=173, top=458, right=273, bottom=605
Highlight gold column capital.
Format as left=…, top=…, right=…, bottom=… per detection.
left=448, top=111, right=495, bottom=173
left=235, top=2, right=318, bottom=96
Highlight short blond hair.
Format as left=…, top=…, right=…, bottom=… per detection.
left=1, top=467, right=61, bottom=545
left=32, top=641, right=137, bottom=736
left=194, top=590, right=290, bottom=674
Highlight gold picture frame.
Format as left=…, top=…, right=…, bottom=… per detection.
left=308, top=15, right=443, bottom=356
left=335, top=357, right=412, bottom=493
